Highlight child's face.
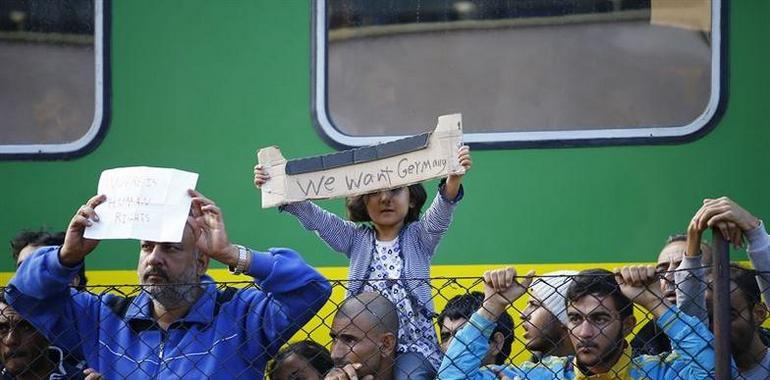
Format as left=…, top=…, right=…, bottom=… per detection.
left=364, top=187, right=411, bottom=230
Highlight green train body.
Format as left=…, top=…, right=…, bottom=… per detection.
left=1, top=0, right=768, bottom=278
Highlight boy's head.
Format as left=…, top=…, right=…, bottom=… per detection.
left=565, top=269, right=635, bottom=373
left=347, top=183, right=427, bottom=225
left=268, top=340, right=333, bottom=380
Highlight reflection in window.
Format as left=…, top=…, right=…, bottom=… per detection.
left=315, top=0, right=720, bottom=146
left=0, top=0, right=103, bottom=154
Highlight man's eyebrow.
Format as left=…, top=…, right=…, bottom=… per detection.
left=586, top=310, right=612, bottom=317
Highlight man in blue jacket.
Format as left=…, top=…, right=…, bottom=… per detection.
left=5, top=189, right=332, bottom=378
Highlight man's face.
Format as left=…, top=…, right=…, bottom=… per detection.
left=521, top=296, right=566, bottom=353
left=439, top=317, right=468, bottom=353
left=329, top=314, right=391, bottom=377
left=566, top=295, right=627, bottom=371
left=706, top=282, right=765, bottom=355
left=656, top=241, right=687, bottom=304
left=0, top=303, right=50, bottom=376
left=137, top=226, right=204, bottom=305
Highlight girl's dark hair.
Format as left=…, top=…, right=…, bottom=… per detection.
left=346, top=183, right=427, bottom=224
left=266, top=340, right=333, bottom=379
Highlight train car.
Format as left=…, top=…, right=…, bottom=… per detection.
left=0, top=0, right=766, bottom=365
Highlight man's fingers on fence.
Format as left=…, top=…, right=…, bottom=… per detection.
left=491, top=367, right=512, bottom=379
left=483, top=270, right=493, bottom=288
left=715, top=219, right=730, bottom=241
left=728, top=222, right=743, bottom=248
left=699, top=204, right=731, bottom=229
left=520, top=270, right=536, bottom=289
left=503, top=267, right=515, bottom=289
left=83, top=368, right=104, bottom=380
left=613, top=268, right=625, bottom=285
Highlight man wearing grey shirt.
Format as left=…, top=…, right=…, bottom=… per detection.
left=677, top=196, right=770, bottom=379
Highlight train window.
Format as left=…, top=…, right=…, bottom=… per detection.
left=312, top=0, right=724, bottom=148
left=0, top=0, right=108, bottom=158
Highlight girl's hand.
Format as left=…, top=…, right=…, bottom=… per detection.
left=451, top=145, right=472, bottom=178
left=443, top=146, right=470, bottom=200
left=253, top=164, right=270, bottom=189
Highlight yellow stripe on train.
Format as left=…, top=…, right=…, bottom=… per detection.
left=0, top=262, right=727, bottom=365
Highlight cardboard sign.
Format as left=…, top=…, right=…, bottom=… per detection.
left=258, top=113, right=464, bottom=208
left=84, top=167, right=199, bottom=242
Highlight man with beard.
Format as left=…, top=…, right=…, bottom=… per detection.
left=437, top=266, right=715, bottom=379
left=679, top=196, right=770, bottom=378
left=4, top=190, right=331, bottom=378
left=437, top=292, right=514, bottom=366
left=325, top=292, right=398, bottom=380
left=0, top=293, right=104, bottom=380
left=630, top=234, right=713, bottom=356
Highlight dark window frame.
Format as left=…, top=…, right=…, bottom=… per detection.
left=0, top=0, right=111, bottom=160
left=311, top=0, right=728, bottom=150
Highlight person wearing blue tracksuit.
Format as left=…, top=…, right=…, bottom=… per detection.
left=5, top=190, right=331, bottom=379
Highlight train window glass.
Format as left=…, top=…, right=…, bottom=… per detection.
left=0, top=0, right=107, bottom=158
left=313, top=0, right=722, bottom=148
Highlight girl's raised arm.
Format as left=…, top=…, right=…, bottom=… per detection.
left=255, top=164, right=359, bottom=256
left=416, top=146, right=471, bottom=254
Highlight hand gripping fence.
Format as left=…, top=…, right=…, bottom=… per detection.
left=0, top=264, right=764, bottom=379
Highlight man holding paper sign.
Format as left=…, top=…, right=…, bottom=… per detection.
left=5, top=188, right=332, bottom=378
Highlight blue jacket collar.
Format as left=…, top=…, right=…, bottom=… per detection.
left=124, top=275, right=217, bottom=326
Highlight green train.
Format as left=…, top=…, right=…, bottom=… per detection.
left=0, top=0, right=765, bottom=288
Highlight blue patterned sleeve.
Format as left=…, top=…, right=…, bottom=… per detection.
left=415, top=184, right=463, bottom=256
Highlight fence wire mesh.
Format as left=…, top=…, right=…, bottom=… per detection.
left=1, top=266, right=767, bottom=379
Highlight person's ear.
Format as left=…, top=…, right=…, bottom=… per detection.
left=753, top=303, right=768, bottom=327
left=621, top=315, right=636, bottom=338
left=488, top=331, right=504, bottom=357
left=380, top=333, right=397, bottom=357
left=196, top=251, right=209, bottom=276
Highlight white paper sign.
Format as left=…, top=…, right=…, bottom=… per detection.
left=84, top=167, right=199, bottom=242
left=258, top=113, right=464, bottom=208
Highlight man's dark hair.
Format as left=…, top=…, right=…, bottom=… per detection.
left=346, top=183, right=428, bottom=224
left=10, top=229, right=65, bottom=263
left=665, top=234, right=687, bottom=244
left=730, top=263, right=762, bottom=308
left=566, top=269, right=633, bottom=320
left=664, top=233, right=713, bottom=266
left=267, top=340, right=334, bottom=379
left=11, top=229, right=88, bottom=289
left=438, top=292, right=514, bottom=365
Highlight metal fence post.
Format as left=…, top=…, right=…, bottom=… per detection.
left=712, top=229, right=730, bottom=380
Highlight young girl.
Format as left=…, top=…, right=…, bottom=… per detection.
left=254, top=146, right=471, bottom=380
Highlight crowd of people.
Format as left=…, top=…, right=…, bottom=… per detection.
left=1, top=146, right=768, bottom=379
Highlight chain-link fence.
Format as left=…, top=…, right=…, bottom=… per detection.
left=1, top=265, right=767, bottom=379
